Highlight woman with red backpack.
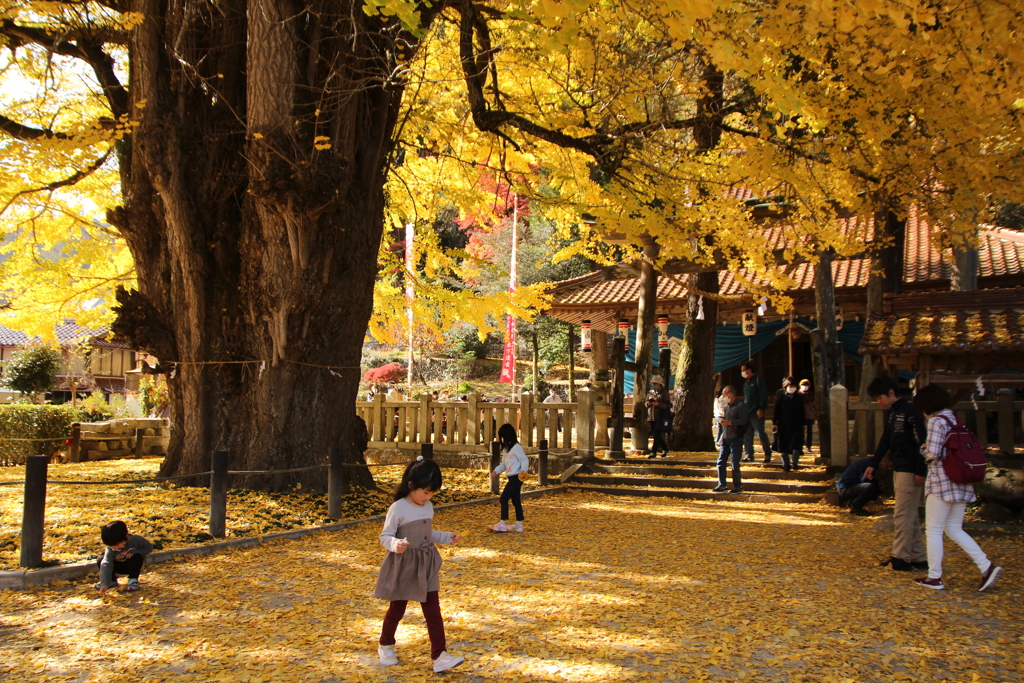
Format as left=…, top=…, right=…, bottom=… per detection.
left=912, top=384, right=1003, bottom=592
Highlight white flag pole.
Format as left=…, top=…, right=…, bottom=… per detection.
left=405, top=222, right=414, bottom=392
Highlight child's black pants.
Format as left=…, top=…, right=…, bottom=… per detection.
left=500, top=474, right=524, bottom=522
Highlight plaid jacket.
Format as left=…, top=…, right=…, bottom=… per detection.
left=922, top=409, right=977, bottom=504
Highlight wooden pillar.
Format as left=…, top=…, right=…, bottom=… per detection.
left=489, top=441, right=501, bottom=495
left=539, top=438, right=549, bottom=486
left=19, top=455, right=48, bottom=568
left=609, top=337, right=626, bottom=459
left=567, top=324, right=577, bottom=402
left=520, top=391, right=534, bottom=447
left=812, top=249, right=839, bottom=459
left=327, top=446, right=345, bottom=520
left=590, top=330, right=609, bottom=382
left=209, top=450, right=229, bottom=538
left=997, top=388, right=1014, bottom=456
left=467, top=393, right=480, bottom=445
left=576, top=387, right=594, bottom=457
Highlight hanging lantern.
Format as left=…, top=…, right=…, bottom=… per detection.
left=618, top=319, right=630, bottom=352
left=581, top=320, right=592, bottom=352
left=741, top=310, right=757, bottom=337
left=835, top=307, right=844, bottom=331
left=657, top=316, right=669, bottom=347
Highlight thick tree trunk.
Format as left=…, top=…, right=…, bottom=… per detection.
left=111, top=1, right=435, bottom=491
left=670, top=271, right=719, bottom=451
left=631, top=238, right=659, bottom=425
left=812, top=249, right=840, bottom=459
left=859, top=207, right=905, bottom=398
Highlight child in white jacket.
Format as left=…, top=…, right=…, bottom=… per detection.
left=491, top=423, right=529, bottom=533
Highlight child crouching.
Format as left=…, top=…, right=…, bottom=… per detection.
left=97, top=520, right=153, bottom=593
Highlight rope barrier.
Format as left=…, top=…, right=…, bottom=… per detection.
left=44, top=472, right=213, bottom=486
left=0, top=437, right=69, bottom=442
left=227, top=465, right=328, bottom=475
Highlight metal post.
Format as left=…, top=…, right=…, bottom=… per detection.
left=20, top=455, right=49, bottom=568
left=489, top=441, right=501, bottom=495
left=328, top=446, right=345, bottom=520
left=421, top=443, right=434, bottom=460
left=209, top=450, right=229, bottom=538
left=539, top=438, right=549, bottom=486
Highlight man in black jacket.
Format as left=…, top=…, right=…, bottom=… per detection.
left=864, top=376, right=928, bottom=571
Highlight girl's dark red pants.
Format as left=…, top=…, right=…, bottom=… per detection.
left=379, top=590, right=446, bottom=659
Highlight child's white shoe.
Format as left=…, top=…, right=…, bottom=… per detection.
left=491, top=521, right=509, bottom=532
left=512, top=521, right=524, bottom=533
left=378, top=644, right=398, bottom=666
left=433, top=651, right=464, bottom=673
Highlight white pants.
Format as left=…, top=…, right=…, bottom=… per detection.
left=925, top=495, right=990, bottom=580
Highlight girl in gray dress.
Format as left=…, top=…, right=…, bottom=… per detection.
left=375, top=457, right=464, bottom=673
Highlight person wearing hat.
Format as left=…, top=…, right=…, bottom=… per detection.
left=645, top=374, right=672, bottom=458
left=798, top=379, right=816, bottom=452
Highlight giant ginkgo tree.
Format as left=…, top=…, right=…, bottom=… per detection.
left=1, top=0, right=1021, bottom=486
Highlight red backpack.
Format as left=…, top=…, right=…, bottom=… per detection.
left=938, top=415, right=987, bottom=484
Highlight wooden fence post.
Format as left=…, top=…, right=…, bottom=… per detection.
left=419, top=394, right=431, bottom=443
left=829, top=384, right=849, bottom=468
left=468, top=393, right=481, bottom=445
left=68, top=423, right=82, bottom=463
left=133, top=427, right=146, bottom=458
left=539, top=438, right=549, bottom=486
left=20, top=454, right=49, bottom=568
left=997, top=388, right=1014, bottom=455
left=520, top=392, right=534, bottom=447
left=421, top=443, right=434, bottom=460
left=328, top=446, right=345, bottom=520
left=372, top=392, right=386, bottom=442
left=209, top=450, right=229, bottom=538
left=489, top=440, right=501, bottom=495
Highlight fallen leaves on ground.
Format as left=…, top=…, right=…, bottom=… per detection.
left=0, top=458, right=519, bottom=570
left=1, top=491, right=1021, bottom=682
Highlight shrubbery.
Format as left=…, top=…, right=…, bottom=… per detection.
left=0, top=404, right=80, bottom=466
left=362, top=362, right=405, bottom=384
left=3, top=344, right=63, bottom=395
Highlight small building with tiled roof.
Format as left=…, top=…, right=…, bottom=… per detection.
left=859, top=288, right=1024, bottom=392
left=0, top=322, right=138, bottom=400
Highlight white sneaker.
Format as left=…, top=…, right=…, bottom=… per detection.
left=512, top=521, right=524, bottom=533
left=491, top=521, right=509, bottom=532
left=378, top=644, right=398, bottom=666
left=433, top=651, right=464, bottom=673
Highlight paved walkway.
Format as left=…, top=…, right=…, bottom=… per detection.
left=1, top=492, right=1020, bottom=682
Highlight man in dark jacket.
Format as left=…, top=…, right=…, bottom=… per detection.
left=865, top=376, right=928, bottom=571
left=740, top=361, right=772, bottom=463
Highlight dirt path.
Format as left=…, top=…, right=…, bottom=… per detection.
left=1, top=492, right=1021, bottom=682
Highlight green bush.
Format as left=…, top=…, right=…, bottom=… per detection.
left=78, top=391, right=118, bottom=422
left=4, top=344, right=63, bottom=395
left=0, top=404, right=82, bottom=466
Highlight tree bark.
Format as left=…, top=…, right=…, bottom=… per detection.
left=631, top=238, right=659, bottom=426
left=670, top=271, right=719, bottom=451
left=109, top=1, right=442, bottom=491
left=859, top=206, right=905, bottom=399
left=812, top=249, right=840, bottom=459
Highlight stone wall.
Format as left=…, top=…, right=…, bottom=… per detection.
left=68, top=418, right=171, bottom=462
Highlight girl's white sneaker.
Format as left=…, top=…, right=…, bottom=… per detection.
left=433, top=651, right=464, bottom=673
left=513, top=521, right=524, bottom=533
left=491, top=521, right=509, bottom=532
left=378, top=644, right=398, bottom=666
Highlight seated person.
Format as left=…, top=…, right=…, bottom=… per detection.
left=837, top=456, right=890, bottom=515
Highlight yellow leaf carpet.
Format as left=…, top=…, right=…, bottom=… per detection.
left=0, top=458, right=502, bottom=570
left=2, top=489, right=1022, bottom=682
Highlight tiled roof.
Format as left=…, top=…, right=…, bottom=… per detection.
left=550, top=208, right=1024, bottom=307
left=0, top=326, right=30, bottom=346
left=0, top=322, right=130, bottom=349
left=859, top=308, right=1024, bottom=355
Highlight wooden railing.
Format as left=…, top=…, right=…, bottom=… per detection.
left=356, top=390, right=595, bottom=454
left=830, top=386, right=1023, bottom=466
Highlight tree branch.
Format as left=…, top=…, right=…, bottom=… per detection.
left=0, top=147, right=113, bottom=216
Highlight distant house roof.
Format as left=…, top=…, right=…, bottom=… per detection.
left=859, top=288, right=1024, bottom=355
left=0, top=322, right=132, bottom=350
left=546, top=208, right=1024, bottom=329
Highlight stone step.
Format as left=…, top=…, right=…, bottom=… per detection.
left=564, top=484, right=823, bottom=504
left=572, top=474, right=830, bottom=495
left=588, top=464, right=832, bottom=482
